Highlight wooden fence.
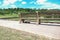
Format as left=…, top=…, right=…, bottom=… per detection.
left=19, top=11, right=60, bottom=24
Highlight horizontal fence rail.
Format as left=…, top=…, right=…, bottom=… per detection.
left=19, top=12, right=60, bottom=24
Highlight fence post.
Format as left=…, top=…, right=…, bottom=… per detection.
left=19, top=12, right=22, bottom=23
left=36, top=11, right=41, bottom=24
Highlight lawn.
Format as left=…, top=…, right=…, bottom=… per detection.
left=0, top=14, right=18, bottom=18
left=0, top=14, right=19, bottom=21
left=0, top=26, right=41, bottom=40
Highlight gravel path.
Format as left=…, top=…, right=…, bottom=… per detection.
left=0, top=19, right=60, bottom=39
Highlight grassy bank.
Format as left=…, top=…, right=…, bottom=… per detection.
left=0, top=26, right=59, bottom=40
left=0, top=26, right=40, bottom=40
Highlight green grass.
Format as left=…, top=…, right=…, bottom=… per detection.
left=0, top=14, right=60, bottom=22
left=5, top=17, right=19, bottom=21
left=0, top=14, right=18, bottom=18
left=0, top=14, right=19, bottom=21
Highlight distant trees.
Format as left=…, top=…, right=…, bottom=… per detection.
left=0, top=8, right=60, bottom=15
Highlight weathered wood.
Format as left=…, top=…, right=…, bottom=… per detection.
left=40, top=18, right=60, bottom=20
left=21, top=19, right=25, bottom=23
left=19, top=13, right=22, bottom=23
left=19, top=11, right=60, bottom=24
left=36, top=11, right=41, bottom=24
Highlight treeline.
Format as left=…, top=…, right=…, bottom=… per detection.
left=0, top=8, right=60, bottom=15
left=0, top=8, right=36, bottom=15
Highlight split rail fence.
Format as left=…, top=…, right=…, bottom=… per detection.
left=19, top=11, right=60, bottom=24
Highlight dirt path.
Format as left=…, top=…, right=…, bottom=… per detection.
left=0, top=19, right=60, bottom=39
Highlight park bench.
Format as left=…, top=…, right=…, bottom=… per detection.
left=19, top=11, right=60, bottom=24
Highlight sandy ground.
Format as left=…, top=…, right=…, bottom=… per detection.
left=0, top=19, right=60, bottom=39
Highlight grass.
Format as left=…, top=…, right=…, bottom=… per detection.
left=0, top=14, right=19, bottom=21
left=1, top=17, right=19, bottom=21
left=0, top=26, right=41, bottom=40
left=0, top=14, right=18, bottom=18
left=0, top=14, right=60, bottom=22
left=0, top=26, right=59, bottom=40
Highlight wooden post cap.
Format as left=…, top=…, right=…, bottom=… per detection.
left=36, top=11, right=38, bottom=13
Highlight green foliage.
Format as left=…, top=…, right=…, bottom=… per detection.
left=0, top=8, right=36, bottom=15
left=0, top=8, right=60, bottom=15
